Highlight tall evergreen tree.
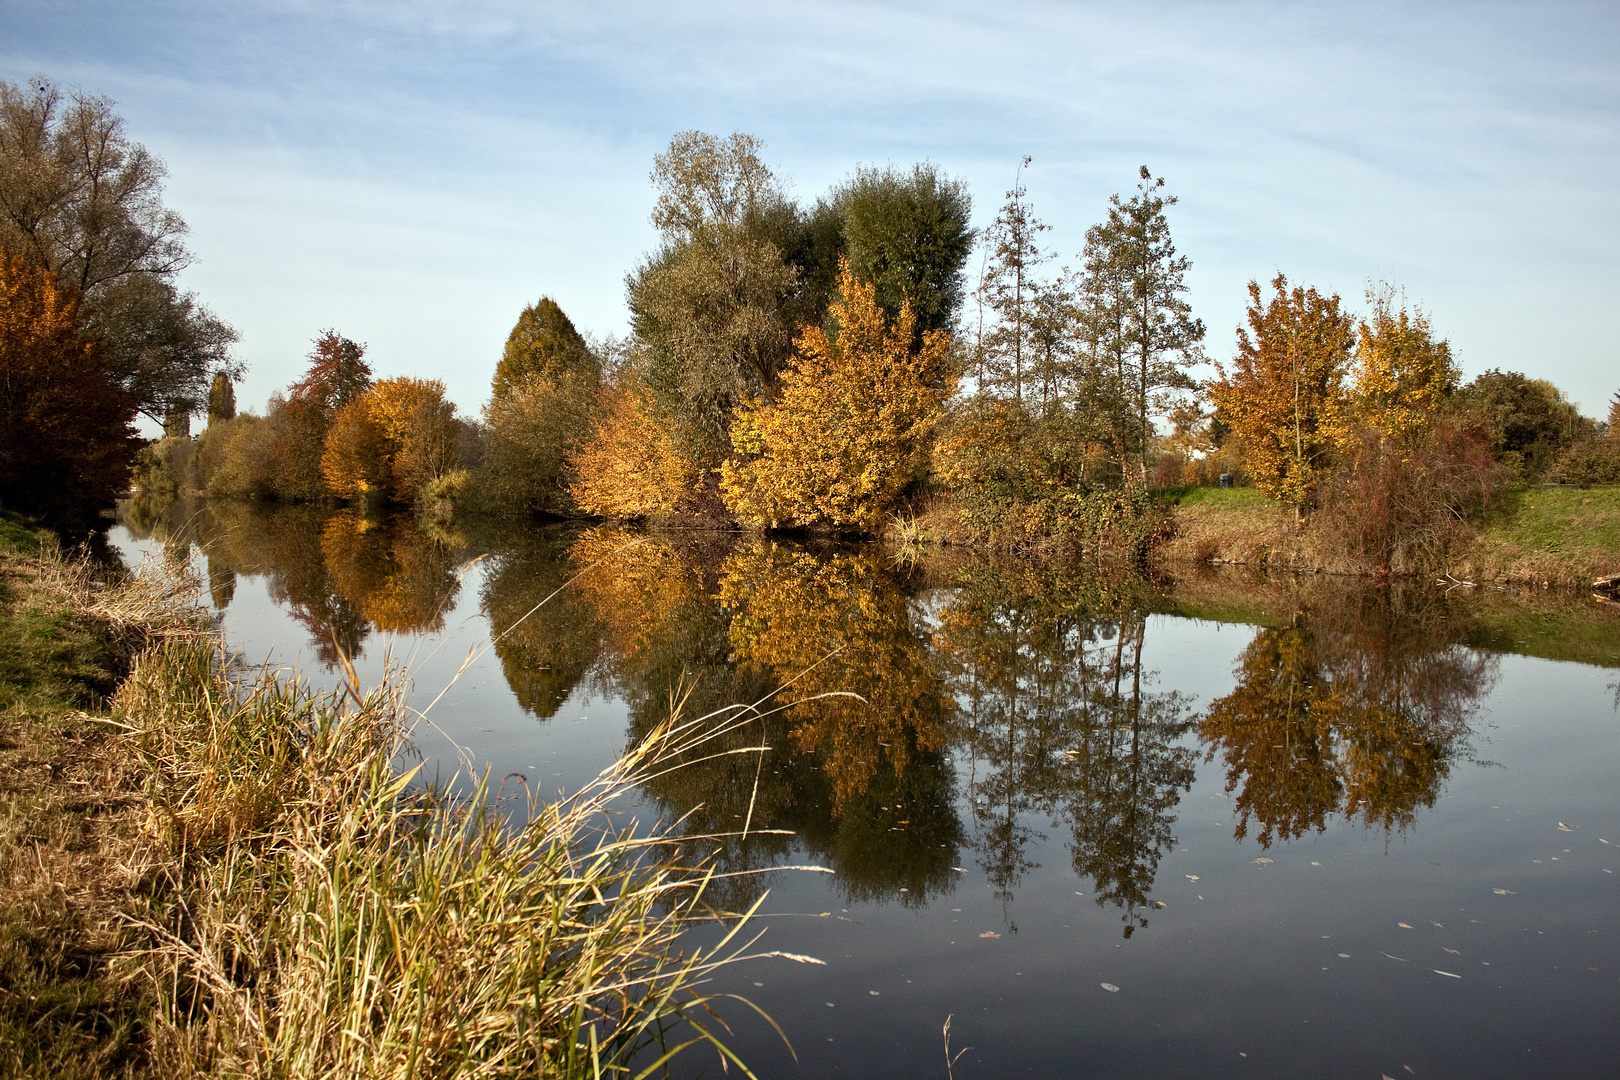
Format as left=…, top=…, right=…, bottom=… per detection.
left=491, top=297, right=598, bottom=400
left=207, top=370, right=236, bottom=425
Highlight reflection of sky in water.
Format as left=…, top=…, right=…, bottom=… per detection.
left=111, top=515, right=1620, bottom=1079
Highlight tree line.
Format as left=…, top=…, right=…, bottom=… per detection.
left=6, top=83, right=1617, bottom=560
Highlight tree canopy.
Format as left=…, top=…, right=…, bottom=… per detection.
left=491, top=297, right=598, bottom=400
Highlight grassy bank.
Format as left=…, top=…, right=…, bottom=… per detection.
left=1159, top=485, right=1620, bottom=588
left=0, top=516, right=788, bottom=1078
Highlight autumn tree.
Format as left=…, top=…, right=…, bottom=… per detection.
left=721, top=260, right=956, bottom=532
left=0, top=253, right=137, bottom=529
left=1076, top=167, right=1203, bottom=485
left=290, top=330, right=372, bottom=413
left=1211, top=275, right=1355, bottom=520
left=320, top=397, right=391, bottom=501
left=567, top=382, right=694, bottom=519
left=0, top=79, right=240, bottom=425
left=369, top=377, right=461, bottom=502
left=1348, top=284, right=1459, bottom=445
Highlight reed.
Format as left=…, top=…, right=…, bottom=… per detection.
left=109, top=635, right=806, bottom=1078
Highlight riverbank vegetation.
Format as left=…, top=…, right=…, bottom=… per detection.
left=4, top=74, right=1617, bottom=577
left=0, top=517, right=795, bottom=1077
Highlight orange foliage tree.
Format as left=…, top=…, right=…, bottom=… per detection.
left=720, top=260, right=955, bottom=532
left=1209, top=275, right=1355, bottom=520
left=320, top=377, right=461, bottom=504
left=567, top=384, right=694, bottom=519
left=0, top=253, right=137, bottom=527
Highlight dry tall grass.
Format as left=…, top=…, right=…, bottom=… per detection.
left=5, top=534, right=809, bottom=1077
left=111, top=634, right=810, bottom=1078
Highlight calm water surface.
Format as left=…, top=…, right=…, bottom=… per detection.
left=116, top=500, right=1620, bottom=1079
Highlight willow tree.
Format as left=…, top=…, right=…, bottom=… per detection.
left=628, top=131, right=802, bottom=469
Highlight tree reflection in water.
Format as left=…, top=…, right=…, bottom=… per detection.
left=119, top=500, right=1509, bottom=934
left=935, top=557, right=1196, bottom=935
left=1200, top=580, right=1496, bottom=849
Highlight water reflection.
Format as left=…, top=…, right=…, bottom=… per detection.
left=1200, top=581, right=1495, bottom=849
left=119, top=499, right=1529, bottom=930
left=935, top=557, right=1195, bottom=933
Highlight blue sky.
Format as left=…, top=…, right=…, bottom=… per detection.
left=5, top=0, right=1617, bottom=420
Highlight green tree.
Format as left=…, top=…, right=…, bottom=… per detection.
left=1454, top=368, right=1593, bottom=482
left=821, top=163, right=975, bottom=335
left=1076, top=167, right=1204, bottom=485
left=628, top=131, right=802, bottom=469
left=976, top=158, right=1051, bottom=404
left=490, top=297, right=599, bottom=400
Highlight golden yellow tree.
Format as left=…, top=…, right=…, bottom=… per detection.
left=721, top=260, right=956, bottom=532
left=1210, top=275, right=1355, bottom=520
left=1348, top=284, right=1459, bottom=445
left=567, top=384, right=694, bottom=519
left=368, top=377, right=460, bottom=502
left=320, top=396, right=391, bottom=500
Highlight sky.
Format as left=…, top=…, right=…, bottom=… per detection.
left=4, top=0, right=1617, bottom=422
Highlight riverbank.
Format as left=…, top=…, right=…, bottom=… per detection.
left=0, top=512, right=775, bottom=1078
left=1160, top=485, right=1620, bottom=588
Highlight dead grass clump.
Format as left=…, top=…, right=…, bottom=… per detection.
left=116, top=639, right=802, bottom=1078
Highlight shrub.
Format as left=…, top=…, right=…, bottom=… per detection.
left=568, top=384, right=694, bottom=519
left=1315, top=416, right=1504, bottom=574
left=1549, top=437, right=1620, bottom=487
left=720, top=261, right=955, bottom=532
left=481, top=374, right=596, bottom=515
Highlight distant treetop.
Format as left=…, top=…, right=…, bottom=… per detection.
left=491, top=297, right=598, bottom=400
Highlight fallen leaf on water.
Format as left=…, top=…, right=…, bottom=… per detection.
left=1558, top=822, right=1574, bottom=831
left=1384, top=1074, right=1398, bottom=1080
left=1186, top=875, right=1200, bottom=881
left=1252, top=858, right=1274, bottom=865
left=1100, top=983, right=1120, bottom=993
left=1381, top=952, right=1409, bottom=962
left=952, top=867, right=967, bottom=873
left=1434, top=969, right=1461, bottom=979
left=978, top=931, right=1000, bottom=939
left=1338, top=953, right=1351, bottom=958
left=1310, top=861, right=1322, bottom=866
left=1443, top=947, right=1460, bottom=955
left=1398, top=923, right=1414, bottom=929
left=1431, top=922, right=1444, bottom=928
left=1601, top=838, right=1611, bottom=845
left=1153, top=900, right=1167, bottom=909
left=1492, top=888, right=1516, bottom=895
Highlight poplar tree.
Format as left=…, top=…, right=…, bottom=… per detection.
left=491, top=297, right=598, bottom=399
left=1076, top=167, right=1203, bottom=485
left=977, top=158, right=1050, bottom=404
